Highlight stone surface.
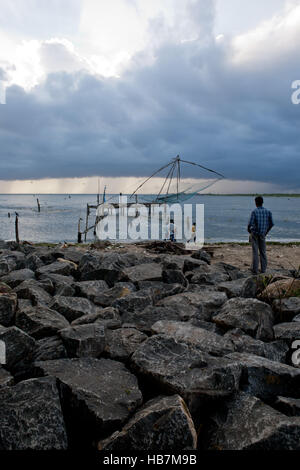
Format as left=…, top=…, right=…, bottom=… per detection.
left=60, top=324, right=106, bottom=358
left=204, top=392, right=300, bottom=450
left=99, top=395, right=197, bottom=451
left=151, top=321, right=234, bottom=356
left=0, top=326, right=36, bottom=370
left=0, top=377, right=68, bottom=450
left=122, top=305, right=186, bottom=333
left=15, top=280, right=52, bottom=306
left=49, top=296, right=99, bottom=322
left=274, top=396, right=300, bottom=416
left=273, top=322, right=300, bottom=343
left=80, top=253, right=127, bottom=286
left=162, top=269, right=187, bottom=285
left=93, top=283, right=136, bottom=308
left=0, top=367, right=14, bottom=387
left=112, top=290, right=154, bottom=314
left=226, top=352, right=300, bottom=401
left=71, top=307, right=121, bottom=329
left=105, top=328, right=147, bottom=361
left=273, top=297, right=300, bottom=322
left=223, top=329, right=288, bottom=363
left=33, top=336, right=67, bottom=362
left=191, top=250, right=211, bottom=264
left=76, top=280, right=109, bottom=301
left=36, top=260, right=77, bottom=278
left=124, top=263, right=162, bottom=283
left=131, top=335, right=241, bottom=415
left=15, top=305, right=69, bottom=339
left=213, top=298, right=274, bottom=341
left=1, top=268, right=35, bottom=288
left=157, top=290, right=228, bottom=322
left=35, top=357, right=143, bottom=442
left=0, top=291, right=17, bottom=326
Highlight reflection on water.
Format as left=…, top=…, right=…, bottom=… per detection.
left=0, top=194, right=300, bottom=243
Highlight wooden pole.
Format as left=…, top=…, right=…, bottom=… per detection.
left=37, top=198, right=41, bottom=212
left=15, top=214, right=19, bottom=244
left=77, top=217, right=82, bottom=243
left=84, top=204, right=89, bottom=242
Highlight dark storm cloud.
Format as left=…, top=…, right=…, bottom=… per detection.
left=0, top=6, right=300, bottom=187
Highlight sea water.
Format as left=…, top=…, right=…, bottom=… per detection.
left=0, top=194, right=299, bottom=244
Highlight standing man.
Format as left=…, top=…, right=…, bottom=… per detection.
left=247, top=196, right=274, bottom=274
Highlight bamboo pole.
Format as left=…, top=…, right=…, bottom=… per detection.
left=15, top=213, right=19, bottom=244
left=84, top=204, right=89, bottom=242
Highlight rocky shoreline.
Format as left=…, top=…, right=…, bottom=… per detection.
left=1, top=240, right=300, bottom=450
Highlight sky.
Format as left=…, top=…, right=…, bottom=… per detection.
left=0, top=0, right=300, bottom=194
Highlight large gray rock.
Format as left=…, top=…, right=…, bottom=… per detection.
left=122, top=305, right=186, bottom=333
left=36, top=260, right=77, bottom=278
left=49, top=296, right=99, bottom=322
left=77, top=252, right=103, bottom=278
left=224, top=329, right=288, bottom=363
left=76, top=280, right=109, bottom=301
left=204, top=392, right=300, bottom=450
left=151, top=321, right=234, bottom=356
left=15, top=280, right=52, bottom=306
left=212, top=262, right=246, bottom=281
left=93, top=283, right=136, bottom=308
left=80, top=253, right=127, bottom=286
left=32, top=336, right=67, bottom=362
left=59, top=324, right=106, bottom=358
left=131, top=335, right=241, bottom=415
left=15, top=305, right=69, bottom=339
left=24, top=253, right=44, bottom=271
left=105, top=328, right=147, bottom=361
left=112, top=290, right=154, bottom=314
left=0, top=366, right=14, bottom=387
left=273, top=322, right=300, bottom=344
left=191, top=249, right=211, bottom=264
left=157, top=290, right=227, bottom=322
left=218, top=276, right=257, bottom=299
left=0, top=326, right=36, bottom=370
left=226, top=352, right=300, bottom=401
left=35, top=357, right=143, bottom=441
left=0, top=377, right=68, bottom=450
left=124, top=263, right=162, bottom=283
left=0, top=290, right=17, bottom=326
left=273, top=297, right=300, bottom=323
left=275, top=396, right=300, bottom=416
left=71, top=307, right=121, bottom=329
left=213, top=298, right=274, bottom=341
left=162, top=269, right=187, bottom=285
left=99, top=395, right=197, bottom=451
left=1, top=268, right=35, bottom=288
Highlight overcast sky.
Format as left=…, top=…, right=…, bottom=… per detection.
left=0, top=0, right=300, bottom=193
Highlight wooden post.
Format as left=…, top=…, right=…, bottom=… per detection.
left=77, top=217, right=82, bottom=243
left=37, top=198, right=40, bottom=212
left=84, top=204, right=89, bottom=242
left=15, top=214, right=19, bottom=244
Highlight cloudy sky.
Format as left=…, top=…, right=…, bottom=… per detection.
left=0, top=0, right=300, bottom=193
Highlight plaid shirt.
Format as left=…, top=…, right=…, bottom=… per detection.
left=248, top=206, right=274, bottom=236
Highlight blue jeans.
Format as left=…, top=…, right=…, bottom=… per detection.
left=251, top=233, right=267, bottom=274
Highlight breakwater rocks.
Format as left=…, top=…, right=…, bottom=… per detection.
left=0, top=240, right=300, bottom=450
